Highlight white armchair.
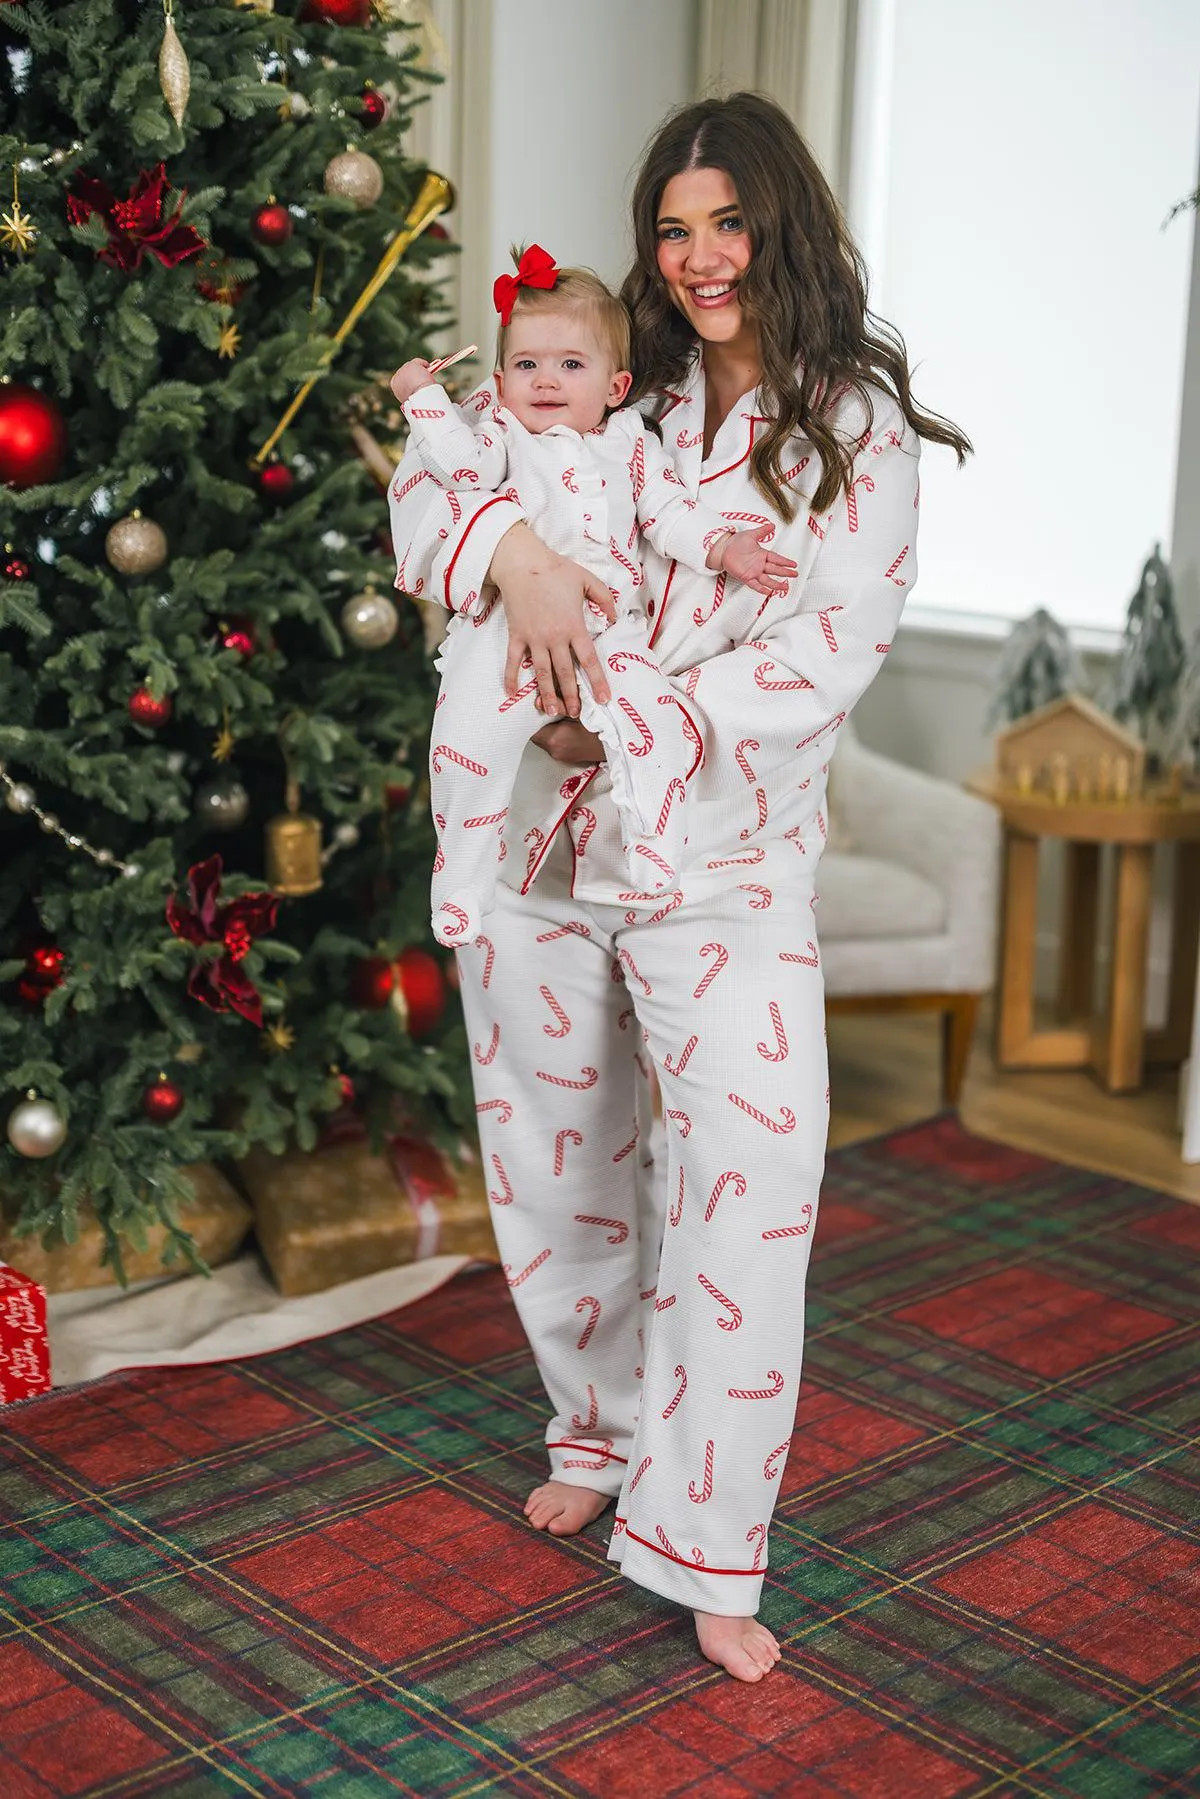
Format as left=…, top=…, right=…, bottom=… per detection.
left=818, top=727, right=1001, bottom=1106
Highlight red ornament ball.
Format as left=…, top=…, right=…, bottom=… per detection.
left=143, top=1076, right=184, bottom=1124
left=129, top=688, right=173, bottom=728
left=17, top=977, right=49, bottom=1009
left=300, top=0, right=372, bottom=23
left=252, top=202, right=294, bottom=247
left=27, top=946, right=66, bottom=988
left=4, top=551, right=30, bottom=579
left=427, top=222, right=450, bottom=242
left=383, top=775, right=412, bottom=812
left=360, top=87, right=387, bottom=128
left=0, top=384, right=68, bottom=489
left=258, top=460, right=294, bottom=501
left=392, top=947, right=446, bottom=1037
left=336, top=1071, right=356, bottom=1106
left=220, top=617, right=256, bottom=656
left=350, top=954, right=395, bottom=1010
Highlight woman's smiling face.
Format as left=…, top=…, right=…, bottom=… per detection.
left=655, top=167, right=754, bottom=349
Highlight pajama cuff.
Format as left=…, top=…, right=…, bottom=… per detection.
left=546, top=1437, right=629, bottom=1499
left=436, top=496, right=526, bottom=615
left=608, top=1518, right=767, bottom=1616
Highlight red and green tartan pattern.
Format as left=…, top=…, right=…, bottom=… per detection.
left=2, top=1116, right=1198, bottom=1797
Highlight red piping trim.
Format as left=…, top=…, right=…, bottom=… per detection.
left=648, top=558, right=676, bottom=651
left=616, top=1522, right=764, bottom=1576
left=546, top=1440, right=629, bottom=1465
left=521, top=770, right=600, bottom=895
left=657, top=389, right=688, bottom=423
left=699, top=414, right=771, bottom=487
left=443, top=494, right=519, bottom=613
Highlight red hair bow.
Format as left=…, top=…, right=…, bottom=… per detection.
left=492, top=243, right=558, bottom=326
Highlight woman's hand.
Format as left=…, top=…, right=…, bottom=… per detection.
left=531, top=720, right=606, bottom=764
left=490, top=524, right=616, bottom=719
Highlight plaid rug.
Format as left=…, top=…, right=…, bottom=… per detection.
left=2, top=1116, right=1198, bottom=1798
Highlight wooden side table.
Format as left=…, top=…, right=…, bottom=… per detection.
left=967, top=773, right=1200, bottom=1093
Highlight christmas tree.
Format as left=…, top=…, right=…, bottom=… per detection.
left=1106, top=543, right=1185, bottom=749
left=986, top=607, right=1086, bottom=727
left=0, top=0, right=469, bottom=1276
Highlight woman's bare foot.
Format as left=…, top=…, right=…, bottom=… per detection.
left=524, top=1481, right=611, bottom=1535
left=695, top=1612, right=782, bottom=1682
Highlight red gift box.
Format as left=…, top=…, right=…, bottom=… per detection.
left=0, top=1263, right=52, bottom=1402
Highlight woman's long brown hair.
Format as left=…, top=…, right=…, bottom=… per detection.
left=621, top=92, right=972, bottom=521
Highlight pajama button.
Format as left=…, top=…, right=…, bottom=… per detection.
left=648, top=600, right=656, bottom=616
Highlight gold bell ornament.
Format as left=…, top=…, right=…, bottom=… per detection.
left=265, top=781, right=323, bottom=896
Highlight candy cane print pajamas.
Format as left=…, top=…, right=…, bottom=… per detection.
left=394, top=380, right=733, bottom=947
left=389, top=358, right=920, bottom=1616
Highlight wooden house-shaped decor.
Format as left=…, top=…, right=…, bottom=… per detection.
left=995, top=695, right=1145, bottom=801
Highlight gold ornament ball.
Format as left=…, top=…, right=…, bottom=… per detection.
left=341, top=588, right=399, bottom=648
left=7, top=1096, right=67, bottom=1159
left=324, top=149, right=384, bottom=207
left=106, top=512, right=168, bottom=575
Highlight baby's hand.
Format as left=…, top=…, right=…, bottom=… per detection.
left=710, top=526, right=798, bottom=598
left=390, top=358, right=435, bottom=405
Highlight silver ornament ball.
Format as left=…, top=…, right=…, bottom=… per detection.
left=196, top=779, right=250, bottom=831
left=341, top=588, right=399, bottom=648
left=323, top=149, right=384, bottom=207
left=5, top=781, right=35, bottom=814
left=7, top=1097, right=67, bottom=1159
left=106, top=513, right=168, bottom=576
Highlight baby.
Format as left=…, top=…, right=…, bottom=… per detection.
left=389, top=246, right=795, bottom=947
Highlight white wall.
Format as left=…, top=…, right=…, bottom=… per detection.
left=854, top=0, right=1200, bottom=634
left=481, top=0, right=695, bottom=362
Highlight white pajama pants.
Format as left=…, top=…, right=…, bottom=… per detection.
left=430, top=607, right=700, bottom=948
left=455, top=835, right=828, bottom=1616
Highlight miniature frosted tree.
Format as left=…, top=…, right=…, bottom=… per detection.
left=1107, top=544, right=1184, bottom=745
left=1166, top=625, right=1200, bottom=774
left=987, top=608, right=1086, bottom=727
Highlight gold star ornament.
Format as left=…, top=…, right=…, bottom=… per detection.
left=265, top=1021, right=295, bottom=1054
left=218, top=322, right=242, bottom=360
left=1, top=165, right=36, bottom=255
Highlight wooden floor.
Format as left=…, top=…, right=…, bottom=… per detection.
left=828, top=1003, right=1200, bottom=1207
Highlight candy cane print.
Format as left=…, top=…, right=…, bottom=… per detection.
left=665, top=1109, right=692, bottom=1136
left=630, top=1454, right=653, bottom=1491
left=618, top=697, right=654, bottom=758
left=728, top=1093, right=797, bottom=1134
left=616, top=947, right=652, bottom=994
left=756, top=1001, right=789, bottom=1062
left=437, top=902, right=471, bottom=940
left=746, top=1523, right=767, bottom=1570
left=523, top=827, right=546, bottom=885
left=876, top=642, right=892, bottom=655
left=498, top=676, right=539, bottom=713
left=476, top=1097, right=513, bottom=1124
left=431, top=745, right=489, bottom=776
left=574, top=1214, right=630, bottom=1244
left=692, top=570, right=726, bottom=628
left=475, top=935, right=495, bottom=988
left=568, top=804, right=597, bottom=854
left=693, top=941, right=729, bottom=999
left=607, top=648, right=660, bottom=676
left=654, top=1293, right=676, bottom=1312
left=554, top=1128, right=583, bottom=1176
left=754, top=660, right=814, bottom=692
left=739, top=884, right=774, bottom=911
left=612, top=1132, right=639, bottom=1164
left=735, top=738, right=760, bottom=785
left=392, top=465, right=432, bottom=504
left=728, top=1370, right=785, bottom=1401
left=697, top=1274, right=742, bottom=1331
left=704, top=1170, right=748, bottom=1223
left=885, top=544, right=910, bottom=586
left=662, top=1365, right=688, bottom=1419
left=564, top=1439, right=614, bottom=1471
left=807, top=514, right=825, bottom=540
left=763, top=1440, right=791, bottom=1481
left=783, top=452, right=810, bottom=482
left=739, top=788, right=768, bottom=840
left=488, top=1153, right=513, bottom=1205
left=662, top=1034, right=699, bottom=1077
left=539, top=984, right=571, bottom=1038
left=561, top=465, right=579, bottom=494
left=632, top=890, right=683, bottom=928
left=656, top=1524, right=682, bottom=1558
left=677, top=426, right=702, bottom=449
left=783, top=824, right=807, bottom=856
left=575, top=1295, right=602, bottom=1350
left=845, top=471, right=875, bottom=534
left=473, top=1024, right=500, bottom=1065
left=656, top=778, right=687, bottom=836
left=463, top=809, right=508, bottom=829
left=535, top=920, right=593, bottom=945
left=537, top=1065, right=599, bottom=1092
left=617, top=1005, right=636, bottom=1031
left=669, top=1168, right=685, bottom=1228
left=779, top=941, right=820, bottom=967
left=571, top=1383, right=599, bottom=1432
left=505, top=1247, right=551, bottom=1288
left=432, top=815, right=445, bottom=875
left=632, top=844, right=676, bottom=887
left=706, top=848, right=765, bottom=869
left=796, top=712, right=845, bottom=751
left=688, top=1440, right=715, bottom=1504
left=817, top=606, right=844, bottom=653
left=762, top=1203, right=814, bottom=1241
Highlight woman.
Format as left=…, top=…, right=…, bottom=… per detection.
left=390, top=91, right=969, bottom=1683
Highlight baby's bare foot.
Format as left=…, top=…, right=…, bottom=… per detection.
left=524, top=1481, right=611, bottom=1535
left=695, top=1612, right=782, bottom=1682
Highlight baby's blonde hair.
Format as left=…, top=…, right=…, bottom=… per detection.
left=495, top=251, right=631, bottom=374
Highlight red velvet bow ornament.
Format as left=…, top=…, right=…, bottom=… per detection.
left=67, top=164, right=207, bottom=273
left=166, top=856, right=279, bottom=1028
left=492, top=243, right=558, bottom=327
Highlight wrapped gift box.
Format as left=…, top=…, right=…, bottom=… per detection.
left=0, top=1264, right=51, bottom=1402
left=239, top=1131, right=499, bottom=1297
left=0, top=1163, right=253, bottom=1294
